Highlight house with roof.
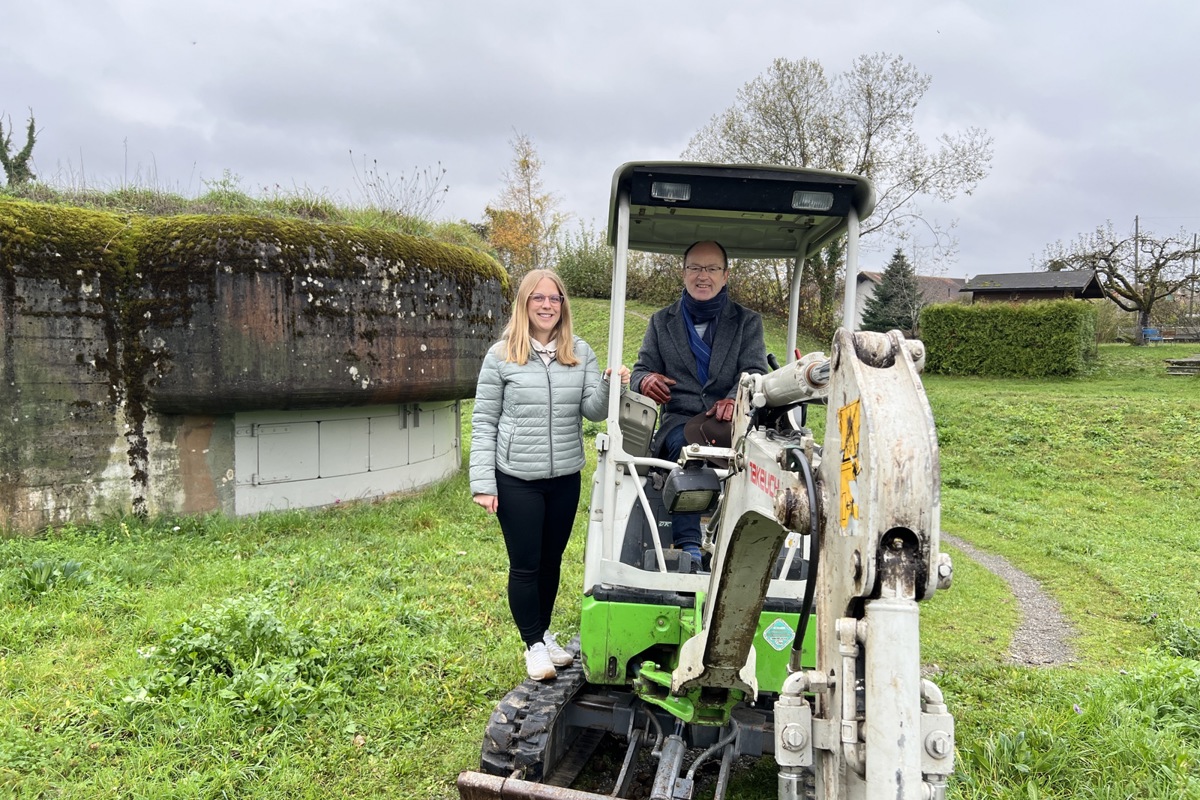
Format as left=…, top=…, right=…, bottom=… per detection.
left=959, top=269, right=1105, bottom=303
left=852, top=271, right=966, bottom=329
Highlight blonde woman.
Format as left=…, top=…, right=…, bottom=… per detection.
left=470, top=270, right=629, bottom=681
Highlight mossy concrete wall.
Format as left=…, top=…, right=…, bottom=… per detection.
left=0, top=200, right=508, bottom=532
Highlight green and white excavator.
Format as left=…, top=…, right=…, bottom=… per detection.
left=458, top=162, right=955, bottom=800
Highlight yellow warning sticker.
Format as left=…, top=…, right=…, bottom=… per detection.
left=838, top=399, right=861, bottom=528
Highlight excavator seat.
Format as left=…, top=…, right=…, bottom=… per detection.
left=618, top=471, right=705, bottom=574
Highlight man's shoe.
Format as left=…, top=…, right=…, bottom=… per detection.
left=542, top=631, right=574, bottom=667
left=525, top=642, right=557, bottom=681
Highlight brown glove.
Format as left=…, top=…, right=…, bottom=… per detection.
left=707, top=398, right=735, bottom=423
left=639, top=373, right=676, bottom=405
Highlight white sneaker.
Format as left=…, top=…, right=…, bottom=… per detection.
left=525, top=642, right=557, bottom=681
left=542, top=631, right=574, bottom=667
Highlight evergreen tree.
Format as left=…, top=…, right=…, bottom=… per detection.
left=861, top=248, right=923, bottom=334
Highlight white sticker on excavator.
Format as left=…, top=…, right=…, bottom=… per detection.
left=762, top=618, right=795, bottom=651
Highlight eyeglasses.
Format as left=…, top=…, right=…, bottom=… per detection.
left=529, top=293, right=565, bottom=305
left=684, top=264, right=726, bottom=275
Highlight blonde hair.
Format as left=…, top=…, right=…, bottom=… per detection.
left=501, top=270, right=579, bottom=366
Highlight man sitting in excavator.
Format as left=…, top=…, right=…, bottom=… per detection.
left=630, top=240, right=768, bottom=564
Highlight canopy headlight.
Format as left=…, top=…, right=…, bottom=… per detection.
left=791, top=191, right=834, bottom=212
left=651, top=181, right=691, bottom=202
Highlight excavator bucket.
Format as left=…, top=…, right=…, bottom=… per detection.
left=457, top=770, right=610, bottom=800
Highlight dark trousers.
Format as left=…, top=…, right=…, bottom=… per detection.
left=660, top=424, right=702, bottom=550
left=495, top=470, right=582, bottom=647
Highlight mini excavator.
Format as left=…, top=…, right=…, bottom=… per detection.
left=458, top=162, right=955, bottom=800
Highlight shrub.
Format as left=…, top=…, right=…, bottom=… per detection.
left=556, top=221, right=612, bottom=298
left=625, top=251, right=684, bottom=306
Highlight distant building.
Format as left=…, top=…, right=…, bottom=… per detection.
left=853, top=271, right=966, bottom=329
left=960, top=270, right=1105, bottom=303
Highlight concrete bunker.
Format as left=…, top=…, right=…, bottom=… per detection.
left=0, top=200, right=508, bottom=531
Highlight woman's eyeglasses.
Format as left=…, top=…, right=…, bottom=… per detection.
left=529, top=293, right=565, bottom=305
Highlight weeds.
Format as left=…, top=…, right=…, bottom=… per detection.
left=1153, top=617, right=1200, bottom=660
left=15, top=557, right=92, bottom=598
left=120, top=592, right=360, bottom=723
left=349, top=150, right=450, bottom=232
left=1, top=157, right=482, bottom=252
left=960, top=728, right=1063, bottom=794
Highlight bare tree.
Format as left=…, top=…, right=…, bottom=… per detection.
left=687, top=55, right=990, bottom=247
left=484, top=132, right=565, bottom=279
left=684, top=54, right=992, bottom=332
left=1041, top=221, right=1200, bottom=345
left=0, top=109, right=38, bottom=187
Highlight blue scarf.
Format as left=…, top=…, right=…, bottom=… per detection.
left=680, top=287, right=728, bottom=385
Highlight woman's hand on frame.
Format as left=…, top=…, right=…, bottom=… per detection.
left=605, top=365, right=632, bottom=389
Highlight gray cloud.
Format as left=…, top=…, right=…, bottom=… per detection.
left=4, top=0, right=1199, bottom=278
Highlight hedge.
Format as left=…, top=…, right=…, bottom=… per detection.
left=920, top=300, right=1097, bottom=377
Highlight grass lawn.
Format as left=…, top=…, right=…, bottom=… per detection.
left=2, top=303, right=1198, bottom=799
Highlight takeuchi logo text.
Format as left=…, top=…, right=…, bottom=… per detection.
left=749, top=461, right=779, bottom=498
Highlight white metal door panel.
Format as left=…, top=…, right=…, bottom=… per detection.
left=256, top=422, right=319, bottom=484
left=369, top=411, right=410, bottom=470
left=409, top=405, right=434, bottom=460
left=430, top=403, right=456, bottom=458
left=320, top=418, right=370, bottom=477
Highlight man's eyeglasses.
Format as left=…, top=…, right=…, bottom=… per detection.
left=529, top=293, right=565, bottom=305
left=684, top=264, right=726, bottom=275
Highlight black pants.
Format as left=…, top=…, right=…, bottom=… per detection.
left=495, top=470, right=582, bottom=648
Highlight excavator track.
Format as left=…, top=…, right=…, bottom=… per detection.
left=478, top=657, right=589, bottom=783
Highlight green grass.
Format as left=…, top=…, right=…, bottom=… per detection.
left=0, top=169, right=488, bottom=252
left=2, top=310, right=1199, bottom=797
left=927, top=342, right=1200, bottom=799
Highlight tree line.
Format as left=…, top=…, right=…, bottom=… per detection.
left=9, top=52, right=1198, bottom=341
left=484, top=54, right=994, bottom=339
left=482, top=55, right=1196, bottom=341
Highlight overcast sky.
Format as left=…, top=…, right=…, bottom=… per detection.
left=4, top=1, right=1199, bottom=279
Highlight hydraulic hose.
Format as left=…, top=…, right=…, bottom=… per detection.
left=790, top=447, right=820, bottom=669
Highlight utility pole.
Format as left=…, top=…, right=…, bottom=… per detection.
left=1134, top=215, right=1139, bottom=275
left=1135, top=216, right=1141, bottom=343
left=1191, top=233, right=1197, bottom=322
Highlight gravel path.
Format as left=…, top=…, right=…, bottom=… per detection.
left=941, top=533, right=1076, bottom=666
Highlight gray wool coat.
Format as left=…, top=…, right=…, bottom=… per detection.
left=469, top=337, right=613, bottom=496
left=631, top=296, right=768, bottom=447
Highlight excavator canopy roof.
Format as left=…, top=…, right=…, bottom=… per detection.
left=606, top=162, right=875, bottom=260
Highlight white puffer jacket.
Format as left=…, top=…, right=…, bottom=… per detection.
left=469, top=337, right=612, bottom=496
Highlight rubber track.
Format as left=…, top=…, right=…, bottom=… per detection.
left=478, top=659, right=588, bottom=782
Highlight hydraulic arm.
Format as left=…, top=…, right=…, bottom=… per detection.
left=670, top=328, right=954, bottom=800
